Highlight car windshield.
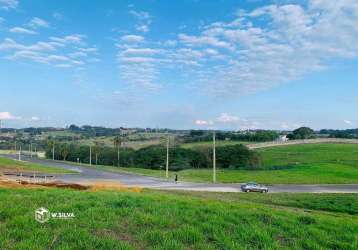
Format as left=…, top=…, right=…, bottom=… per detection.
left=247, top=182, right=257, bottom=185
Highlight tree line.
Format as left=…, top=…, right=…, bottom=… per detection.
left=319, top=129, right=358, bottom=139
left=45, top=143, right=262, bottom=171
left=181, top=130, right=279, bottom=143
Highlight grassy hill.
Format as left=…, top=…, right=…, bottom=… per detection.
left=0, top=188, right=357, bottom=249
left=257, top=143, right=358, bottom=167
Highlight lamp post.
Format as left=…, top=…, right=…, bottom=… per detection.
left=52, top=144, right=55, bottom=161
left=18, top=145, right=21, bottom=161
left=89, top=145, right=92, bottom=167
left=166, top=134, right=169, bottom=179
left=213, top=131, right=216, bottom=183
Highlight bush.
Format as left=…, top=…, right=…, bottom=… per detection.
left=216, top=144, right=262, bottom=169
left=287, top=127, right=316, bottom=140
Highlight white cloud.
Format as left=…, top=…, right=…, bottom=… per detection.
left=205, top=48, right=219, bottom=56
left=113, top=0, right=358, bottom=97
left=216, top=113, right=240, bottom=123
left=194, top=119, right=213, bottom=125
left=0, top=111, right=17, bottom=120
left=28, top=17, right=49, bottom=29
left=0, top=36, right=98, bottom=68
left=121, top=48, right=162, bottom=56
left=50, top=34, right=84, bottom=45
left=79, top=47, right=97, bottom=52
left=31, top=116, right=40, bottom=121
left=129, top=10, right=152, bottom=33
left=120, top=35, right=144, bottom=43
left=136, top=24, right=149, bottom=33
left=120, top=57, right=158, bottom=63
left=0, top=38, right=55, bottom=51
left=163, top=40, right=177, bottom=47
left=178, top=33, right=233, bottom=50
left=118, top=61, right=161, bottom=90
left=343, top=120, right=353, bottom=125
left=55, top=63, right=72, bottom=68
left=177, top=0, right=358, bottom=97
left=0, top=0, right=18, bottom=10
left=9, top=27, right=37, bottom=35
left=129, top=10, right=151, bottom=20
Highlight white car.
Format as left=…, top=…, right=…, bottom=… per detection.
left=241, top=182, right=268, bottom=193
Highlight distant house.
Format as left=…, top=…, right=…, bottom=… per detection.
left=278, top=135, right=289, bottom=142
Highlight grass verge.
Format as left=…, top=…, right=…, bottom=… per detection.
left=0, top=187, right=357, bottom=249
left=0, top=157, right=75, bottom=174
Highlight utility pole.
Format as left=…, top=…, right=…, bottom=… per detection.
left=213, top=131, right=216, bottom=183
left=89, top=145, right=92, bottom=166
left=29, top=143, right=32, bottom=158
left=52, top=144, right=55, bottom=161
left=166, top=134, right=169, bottom=178
left=18, top=145, right=21, bottom=161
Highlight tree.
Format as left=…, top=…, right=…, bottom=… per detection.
left=288, top=127, right=316, bottom=140
left=69, top=124, right=81, bottom=132
left=46, top=139, right=55, bottom=160
left=113, top=136, right=122, bottom=167
left=215, top=144, right=262, bottom=169
left=61, top=145, right=69, bottom=161
left=190, top=130, right=205, bottom=137
left=93, top=141, right=101, bottom=165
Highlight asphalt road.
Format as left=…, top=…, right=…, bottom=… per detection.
left=2, top=154, right=358, bottom=193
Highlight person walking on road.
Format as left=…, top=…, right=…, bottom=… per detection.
left=175, top=174, right=178, bottom=184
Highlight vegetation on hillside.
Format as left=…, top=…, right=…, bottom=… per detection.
left=181, top=130, right=279, bottom=143
left=45, top=143, right=262, bottom=171
left=287, top=127, right=316, bottom=140
left=320, top=128, right=358, bottom=139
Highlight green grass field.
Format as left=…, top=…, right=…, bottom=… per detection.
left=257, top=143, right=358, bottom=167
left=0, top=157, right=74, bottom=174
left=92, top=143, right=358, bottom=184
left=0, top=188, right=357, bottom=249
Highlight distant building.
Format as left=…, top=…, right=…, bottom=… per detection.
left=278, top=135, right=289, bottom=142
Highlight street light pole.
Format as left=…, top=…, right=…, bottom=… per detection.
left=213, top=131, right=216, bottom=183
left=166, top=134, right=169, bottom=179
left=89, top=145, right=92, bottom=167
left=52, top=144, right=55, bottom=161
left=19, top=145, right=21, bottom=161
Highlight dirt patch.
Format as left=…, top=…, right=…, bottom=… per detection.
left=0, top=178, right=88, bottom=190
left=0, top=178, right=46, bottom=189
left=0, top=177, right=141, bottom=192
left=88, top=182, right=142, bottom=192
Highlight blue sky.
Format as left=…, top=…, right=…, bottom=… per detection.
left=0, top=0, right=357, bottom=130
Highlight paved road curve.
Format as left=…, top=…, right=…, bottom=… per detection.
left=2, top=154, right=358, bottom=193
